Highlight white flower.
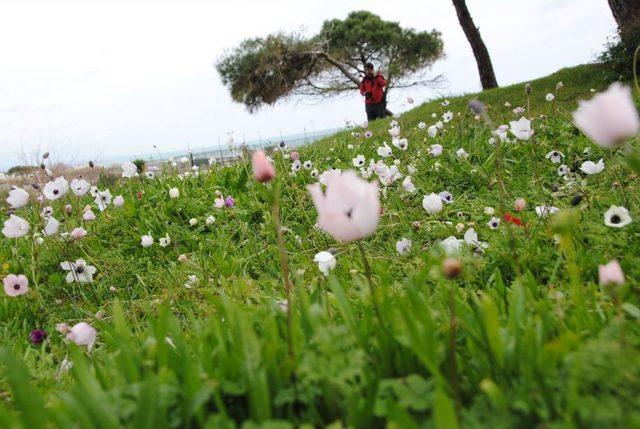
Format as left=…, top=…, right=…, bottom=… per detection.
left=70, top=179, right=91, bottom=196
left=418, top=121, right=426, bottom=129
left=113, top=195, right=125, bottom=207
left=436, top=121, right=444, bottom=129
left=169, top=187, right=180, bottom=199
left=121, top=161, right=138, bottom=178
left=303, top=160, right=313, bottom=170
left=422, top=193, right=443, bottom=214
left=61, top=259, right=97, bottom=284
left=509, top=117, right=533, bottom=140
left=456, top=148, right=469, bottom=159
left=159, top=234, right=171, bottom=247
left=442, top=111, right=453, bottom=122
left=141, top=233, right=154, bottom=247
left=392, top=138, right=408, bottom=151
left=513, top=106, right=525, bottom=115
left=311, top=168, right=319, bottom=178
left=291, top=160, right=302, bottom=172
left=604, top=205, right=632, bottom=228
left=2, top=215, right=30, bottom=238
left=535, top=206, right=559, bottom=218
left=314, top=251, right=336, bottom=276
left=66, top=322, right=97, bottom=351
left=7, top=187, right=29, bottom=208
left=442, top=100, right=450, bottom=107
left=402, top=176, right=416, bottom=193
left=318, top=168, right=341, bottom=185
left=579, top=159, right=604, bottom=175
left=396, top=237, right=412, bottom=254
left=377, top=142, right=393, bottom=158
left=43, top=217, right=60, bottom=236
left=429, top=144, right=443, bottom=156
left=208, top=157, right=217, bottom=166
left=145, top=171, right=156, bottom=180
left=388, top=125, right=401, bottom=138
left=184, top=274, right=198, bottom=288
left=407, top=164, right=417, bottom=175
left=440, top=236, right=463, bottom=256
left=545, top=150, right=564, bottom=163
left=545, top=93, right=555, bottom=102
left=439, top=191, right=453, bottom=204
left=484, top=207, right=495, bottom=215
left=90, top=186, right=99, bottom=198
left=487, top=216, right=500, bottom=229
left=427, top=125, right=438, bottom=137
left=189, top=218, right=198, bottom=226
left=82, top=209, right=96, bottom=221
left=206, top=215, right=216, bottom=225
left=43, top=177, right=69, bottom=200
left=353, top=154, right=366, bottom=168
left=557, top=164, right=570, bottom=176
left=94, top=189, right=112, bottom=212
left=572, top=82, right=640, bottom=148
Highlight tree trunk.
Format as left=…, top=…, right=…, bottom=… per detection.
left=451, top=0, right=498, bottom=90
left=607, top=0, right=640, bottom=44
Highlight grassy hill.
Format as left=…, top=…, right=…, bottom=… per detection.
left=1, top=62, right=639, bottom=429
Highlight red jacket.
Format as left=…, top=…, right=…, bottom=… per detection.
left=360, top=74, right=386, bottom=104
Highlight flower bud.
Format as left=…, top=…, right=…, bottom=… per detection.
left=442, top=258, right=463, bottom=279
left=514, top=198, right=526, bottom=212
left=251, top=150, right=275, bottom=183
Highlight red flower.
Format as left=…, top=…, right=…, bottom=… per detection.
left=504, top=212, right=523, bottom=226
left=137, top=191, right=143, bottom=200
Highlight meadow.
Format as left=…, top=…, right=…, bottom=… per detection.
left=1, top=62, right=639, bottom=428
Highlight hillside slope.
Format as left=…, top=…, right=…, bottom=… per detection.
left=0, top=63, right=639, bottom=429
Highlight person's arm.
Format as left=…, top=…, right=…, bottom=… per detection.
left=376, top=74, right=386, bottom=88
left=359, top=79, right=367, bottom=95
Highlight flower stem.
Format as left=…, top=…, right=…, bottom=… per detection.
left=271, top=181, right=294, bottom=361
left=447, top=281, right=461, bottom=418
left=356, top=241, right=388, bottom=335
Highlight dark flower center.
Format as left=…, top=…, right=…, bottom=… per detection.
left=76, top=266, right=85, bottom=274
left=13, top=283, right=21, bottom=290
left=611, top=214, right=621, bottom=224
left=345, top=208, right=353, bottom=218
left=553, top=152, right=558, bottom=156
left=53, top=189, right=59, bottom=195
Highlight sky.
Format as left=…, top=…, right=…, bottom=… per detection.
left=0, top=0, right=618, bottom=170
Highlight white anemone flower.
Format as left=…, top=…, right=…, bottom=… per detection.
left=442, top=111, right=453, bottom=122
left=427, top=125, right=438, bottom=137
left=418, top=121, right=426, bottom=129
left=579, top=159, right=605, bottom=175
left=388, top=125, right=401, bottom=138
left=557, top=165, right=570, bottom=176
left=545, top=93, right=555, bottom=102
left=456, top=148, right=469, bottom=159
left=487, top=216, right=500, bottom=229
left=70, top=178, right=91, bottom=196
left=353, top=154, right=366, bottom=168
left=7, top=187, right=29, bottom=208
left=314, top=251, right=336, bottom=276
left=2, top=215, right=30, bottom=238
left=392, top=138, right=408, bottom=151
left=169, top=188, right=180, bottom=199
left=61, top=259, right=97, bottom=284
left=429, top=144, right=443, bottom=156
left=43, top=177, right=69, bottom=200
left=509, top=117, right=533, bottom=140
left=402, top=176, right=416, bottom=193
left=376, top=142, right=393, bottom=158
left=440, top=236, right=463, bottom=256
left=545, top=150, right=564, bottom=163
left=141, top=233, right=154, bottom=247
left=121, top=161, right=138, bottom=178
left=535, top=206, right=559, bottom=218
left=66, top=322, right=97, bottom=351
left=43, top=217, right=60, bottom=236
left=395, top=237, right=412, bottom=254
left=604, top=206, right=632, bottom=228
left=94, top=189, right=112, bottom=212
left=159, top=234, right=171, bottom=247
left=422, top=193, right=443, bottom=214
left=113, top=195, right=125, bottom=207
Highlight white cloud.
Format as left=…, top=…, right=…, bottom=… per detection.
left=0, top=0, right=616, bottom=169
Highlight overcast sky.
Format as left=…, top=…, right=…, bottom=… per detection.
left=0, top=0, right=617, bottom=170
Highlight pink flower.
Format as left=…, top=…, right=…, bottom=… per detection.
left=573, top=83, right=640, bottom=148
left=514, top=198, right=526, bottom=212
left=3, top=274, right=29, bottom=297
left=307, top=170, right=380, bottom=242
left=289, top=151, right=299, bottom=161
left=224, top=196, right=235, bottom=207
left=598, top=260, right=625, bottom=285
left=70, top=227, right=87, bottom=240
left=66, top=322, right=97, bottom=351
left=251, top=150, right=275, bottom=183
left=82, top=209, right=96, bottom=221
left=65, top=204, right=73, bottom=215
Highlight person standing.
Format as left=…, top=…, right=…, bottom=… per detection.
left=360, top=63, right=387, bottom=121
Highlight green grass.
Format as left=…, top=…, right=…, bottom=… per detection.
left=1, top=62, right=640, bottom=428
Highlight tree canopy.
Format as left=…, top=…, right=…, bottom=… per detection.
left=216, top=11, right=443, bottom=112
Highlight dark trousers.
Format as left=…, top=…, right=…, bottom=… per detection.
left=365, top=103, right=386, bottom=121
